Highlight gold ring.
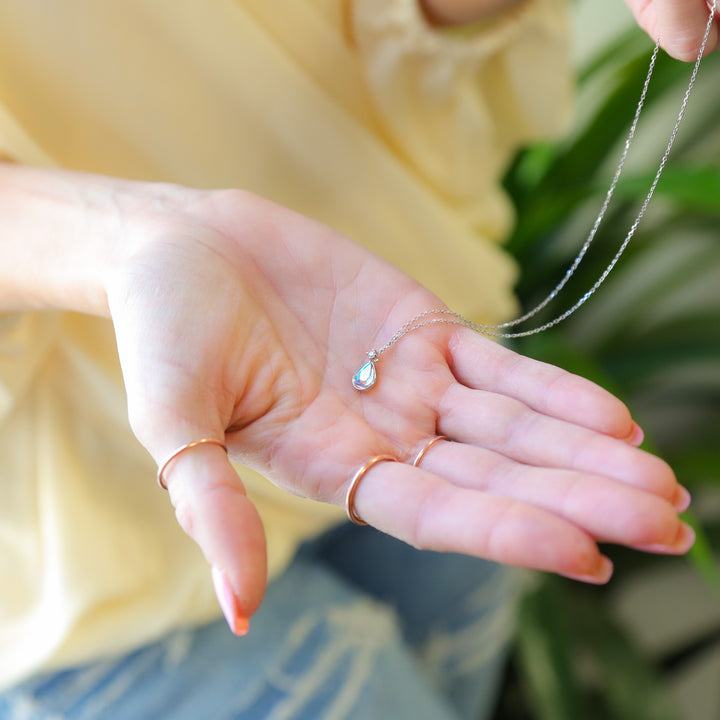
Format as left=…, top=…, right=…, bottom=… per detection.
left=412, top=436, right=447, bottom=468
left=345, top=455, right=398, bottom=526
left=157, top=438, right=228, bottom=489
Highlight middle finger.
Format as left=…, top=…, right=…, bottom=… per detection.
left=437, top=384, right=679, bottom=503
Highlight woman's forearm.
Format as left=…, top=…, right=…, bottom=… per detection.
left=419, top=0, right=528, bottom=26
left=0, top=163, right=119, bottom=315
left=0, top=163, right=195, bottom=317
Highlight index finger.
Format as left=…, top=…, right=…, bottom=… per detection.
left=447, top=330, right=637, bottom=440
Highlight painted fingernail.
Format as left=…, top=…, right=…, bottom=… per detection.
left=671, top=522, right=696, bottom=552
left=211, top=566, right=250, bottom=637
left=639, top=522, right=696, bottom=555
left=672, top=485, right=692, bottom=513
left=625, top=422, right=645, bottom=447
left=564, top=555, right=614, bottom=585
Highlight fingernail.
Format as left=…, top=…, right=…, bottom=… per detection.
left=211, top=566, right=250, bottom=637
left=625, top=422, right=645, bottom=447
left=564, top=555, right=614, bottom=585
left=677, top=522, right=696, bottom=551
left=638, top=522, right=696, bottom=555
left=672, top=485, right=692, bottom=513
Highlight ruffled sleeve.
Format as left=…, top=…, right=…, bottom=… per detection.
left=350, top=0, right=573, bottom=237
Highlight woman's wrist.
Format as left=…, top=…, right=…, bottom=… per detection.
left=418, top=0, right=528, bottom=26
left=0, top=163, right=122, bottom=316
left=0, top=164, right=206, bottom=318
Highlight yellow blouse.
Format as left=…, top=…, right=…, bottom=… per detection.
left=0, top=0, right=571, bottom=689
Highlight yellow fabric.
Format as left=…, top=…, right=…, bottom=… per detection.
left=0, top=0, right=572, bottom=689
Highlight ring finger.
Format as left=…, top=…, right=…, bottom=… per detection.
left=413, top=438, right=693, bottom=552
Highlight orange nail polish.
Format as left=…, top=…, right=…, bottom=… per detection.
left=589, top=555, right=614, bottom=583
left=233, top=615, right=250, bottom=637
left=211, top=566, right=250, bottom=637
left=626, top=422, right=644, bottom=447
left=637, top=522, right=696, bottom=555
left=672, top=485, right=692, bottom=513
left=674, top=522, right=696, bottom=552
left=563, top=555, right=614, bottom=585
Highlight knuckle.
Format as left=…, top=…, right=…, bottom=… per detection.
left=503, top=403, right=537, bottom=448
left=410, top=484, right=454, bottom=552
left=484, top=501, right=525, bottom=563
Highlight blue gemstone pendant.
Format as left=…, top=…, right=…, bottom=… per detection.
left=352, top=358, right=377, bottom=391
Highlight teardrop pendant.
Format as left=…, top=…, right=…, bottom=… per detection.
left=352, top=360, right=377, bottom=391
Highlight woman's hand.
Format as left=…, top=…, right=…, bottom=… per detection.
left=624, top=0, right=720, bottom=61
left=103, top=182, right=693, bottom=632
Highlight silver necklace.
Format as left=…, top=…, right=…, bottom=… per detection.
left=352, top=2, right=717, bottom=392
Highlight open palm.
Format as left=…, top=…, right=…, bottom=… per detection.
left=107, top=187, right=692, bottom=624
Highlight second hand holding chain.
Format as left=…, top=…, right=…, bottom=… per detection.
left=353, top=1, right=718, bottom=392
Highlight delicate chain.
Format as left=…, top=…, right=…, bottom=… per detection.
left=374, top=1, right=717, bottom=357
left=492, top=40, right=660, bottom=331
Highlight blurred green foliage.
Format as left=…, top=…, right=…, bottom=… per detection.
left=496, top=23, right=720, bottom=720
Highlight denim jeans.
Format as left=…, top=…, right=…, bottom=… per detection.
left=0, top=524, right=519, bottom=720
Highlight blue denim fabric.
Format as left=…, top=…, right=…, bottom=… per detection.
left=0, top=524, right=518, bottom=720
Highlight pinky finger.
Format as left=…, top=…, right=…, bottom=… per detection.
left=348, top=461, right=614, bottom=584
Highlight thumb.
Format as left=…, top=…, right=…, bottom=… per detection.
left=635, top=0, right=719, bottom=61
left=158, top=437, right=268, bottom=635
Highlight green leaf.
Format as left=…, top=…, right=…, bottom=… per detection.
left=515, top=580, right=593, bottom=720
left=615, top=166, right=720, bottom=214
left=672, top=448, right=720, bottom=486
left=515, top=578, right=683, bottom=720
left=507, top=47, right=691, bottom=256
left=499, top=20, right=720, bottom=720
left=511, top=333, right=626, bottom=398
left=683, top=511, right=720, bottom=591
left=566, top=591, right=680, bottom=720
left=577, top=27, right=652, bottom=85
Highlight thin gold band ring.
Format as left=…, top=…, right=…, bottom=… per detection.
left=412, top=436, right=447, bottom=468
left=345, top=454, right=398, bottom=526
left=157, top=438, right=228, bottom=490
